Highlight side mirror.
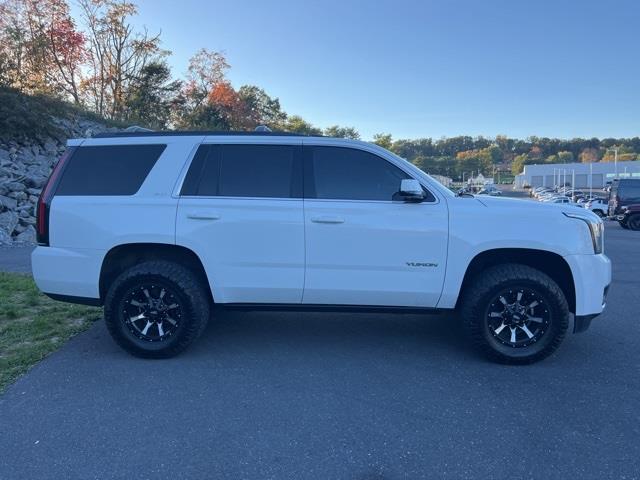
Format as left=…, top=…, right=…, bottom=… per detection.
left=399, top=179, right=425, bottom=202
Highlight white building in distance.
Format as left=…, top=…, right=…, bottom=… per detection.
left=514, top=160, right=640, bottom=189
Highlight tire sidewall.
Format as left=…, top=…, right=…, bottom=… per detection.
left=477, top=278, right=565, bottom=360
left=108, top=274, right=192, bottom=352
left=627, top=214, right=640, bottom=231
left=104, top=262, right=209, bottom=358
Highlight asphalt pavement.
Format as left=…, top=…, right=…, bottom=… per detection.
left=0, top=245, right=34, bottom=273
left=1, top=223, right=639, bottom=479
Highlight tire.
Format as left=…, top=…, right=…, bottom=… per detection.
left=104, top=260, right=210, bottom=358
left=459, top=264, right=569, bottom=365
left=619, top=221, right=629, bottom=229
left=627, top=214, right=640, bottom=231
left=593, top=209, right=604, bottom=218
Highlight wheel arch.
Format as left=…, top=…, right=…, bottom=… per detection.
left=99, top=243, right=213, bottom=305
left=455, top=248, right=576, bottom=314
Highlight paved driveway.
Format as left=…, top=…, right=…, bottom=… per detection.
left=0, top=245, right=33, bottom=273
left=1, top=224, right=639, bottom=479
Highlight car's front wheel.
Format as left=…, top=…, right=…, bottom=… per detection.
left=104, top=261, right=210, bottom=358
left=460, top=264, right=569, bottom=364
left=592, top=209, right=604, bottom=217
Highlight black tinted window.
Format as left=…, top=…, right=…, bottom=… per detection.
left=619, top=180, right=640, bottom=202
left=181, top=144, right=300, bottom=198
left=56, top=144, right=165, bottom=196
left=307, top=146, right=414, bottom=201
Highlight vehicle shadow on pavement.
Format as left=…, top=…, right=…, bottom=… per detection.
left=190, top=309, right=474, bottom=362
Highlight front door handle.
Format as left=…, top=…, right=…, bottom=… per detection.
left=187, top=212, right=220, bottom=220
left=310, top=215, right=345, bottom=224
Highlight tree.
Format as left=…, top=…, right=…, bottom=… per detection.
left=579, top=147, right=599, bottom=163
left=124, top=60, right=180, bottom=128
left=324, top=125, right=360, bottom=139
left=283, top=115, right=322, bottom=135
left=0, top=0, right=28, bottom=89
left=511, top=154, right=527, bottom=176
left=557, top=151, right=574, bottom=163
left=237, top=85, right=286, bottom=128
left=207, top=81, right=251, bottom=130
left=0, top=0, right=86, bottom=100
left=456, top=149, right=493, bottom=177
left=174, top=47, right=231, bottom=129
left=372, top=133, right=393, bottom=150
left=79, top=0, right=162, bottom=119
left=23, top=0, right=87, bottom=102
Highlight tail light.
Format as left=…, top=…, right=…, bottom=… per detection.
left=36, top=147, right=76, bottom=245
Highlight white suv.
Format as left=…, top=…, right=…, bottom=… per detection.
left=31, top=132, right=611, bottom=363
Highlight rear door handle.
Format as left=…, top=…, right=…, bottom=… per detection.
left=187, top=212, right=220, bottom=220
left=310, top=215, right=345, bottom=224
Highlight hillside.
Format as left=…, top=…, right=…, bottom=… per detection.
left=0, top=88, right=119, bottom=245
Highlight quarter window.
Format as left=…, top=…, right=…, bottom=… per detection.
left=55, top=144, right=166, bottom=196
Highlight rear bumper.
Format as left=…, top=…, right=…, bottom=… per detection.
left=31, top=246, right=104, bottom=301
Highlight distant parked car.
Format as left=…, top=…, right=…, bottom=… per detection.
left=478, top=187, right=502, bottom=196
left=608, top=179, right=640, bottom=217
left=618, top=204, right=640, bottom=230
left=585, top=199, right=608, bottom=217
left=548, top=196, right=572, bottom=204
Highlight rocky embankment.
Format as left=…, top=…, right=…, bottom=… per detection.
left=0, top=119, right=115, bottom=245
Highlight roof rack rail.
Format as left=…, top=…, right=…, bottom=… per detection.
left=92, top=130, right=313, bottom=138
left=123, top=125, right=155, bottom=133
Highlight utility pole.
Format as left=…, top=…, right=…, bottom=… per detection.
left=572, top=170, right=576, bottom=202
left=607, top=147, right=619, bottom=179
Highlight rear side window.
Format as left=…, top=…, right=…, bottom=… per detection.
left=181, top=144, right=301, bottom=198
left=618, top=180, right=640, bottom=203
left=305, top=146, right=432, bottom=201
left=55, top=144, right=165, bottom=196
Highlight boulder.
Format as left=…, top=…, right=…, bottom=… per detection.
left=0, top=210, right=19, bottom=234
left=0, top=228, right=12, bottom=245
left=24, top=173, right=48, bottom=188
left=9, top=191, right=28, bottom=201
left=5, top=181, right=25, bottom=192
left=0, top=195, right=18, bottom=210
left=43, top=139, right=58, bottom=154
left=15, top=225, right=36, bottom=244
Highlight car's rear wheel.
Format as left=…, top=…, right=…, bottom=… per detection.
left=459, top=264, right=569, bottom=364
left=104, top=261, right=210, bottom=358
left=627, top=214, right=640, bottom=231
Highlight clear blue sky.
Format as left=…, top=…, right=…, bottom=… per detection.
left=115, top=0, right=639, bottom=140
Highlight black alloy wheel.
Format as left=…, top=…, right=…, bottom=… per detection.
left=122, top=283, right=183, bottom=342
left=485, top=288, right=550, bottom=348
left=104, top=261, right=210, bottom=358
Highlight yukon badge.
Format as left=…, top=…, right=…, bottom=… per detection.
left=406, top=262, right=438, bottom=267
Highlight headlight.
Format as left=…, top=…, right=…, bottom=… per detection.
left=564, top=212, right=604, bottom=254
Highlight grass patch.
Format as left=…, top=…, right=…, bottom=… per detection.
left=0, top=272, right=102, bottom=393
left=0, top=86, right=126, bottom=142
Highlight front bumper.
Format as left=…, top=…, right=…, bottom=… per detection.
left=563, top=253, right=611, bottom=323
